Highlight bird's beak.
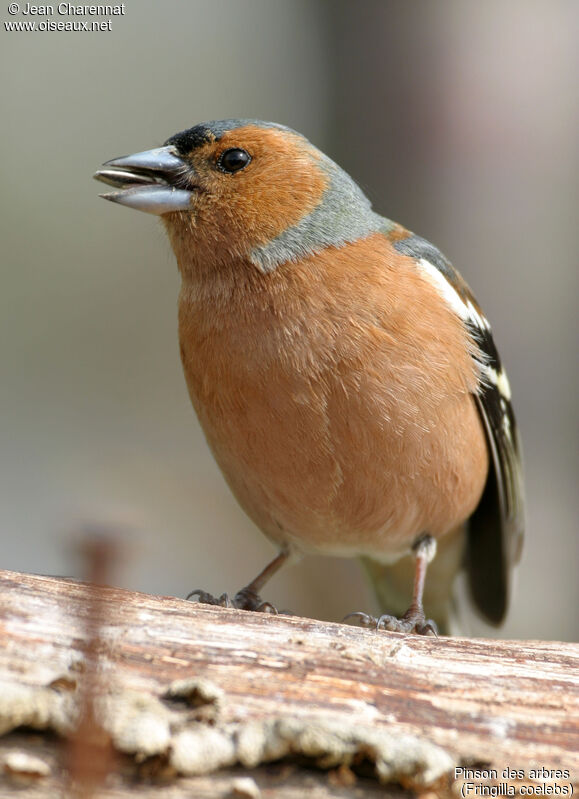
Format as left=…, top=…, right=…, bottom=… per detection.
left=93, top=146, right=194, bottom=215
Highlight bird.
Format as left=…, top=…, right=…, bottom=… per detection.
left=94, top=119, right=524, bottom=635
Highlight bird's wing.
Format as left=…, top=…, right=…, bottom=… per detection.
left=392, top=232, right=525, bottom=624
left=465, top=310, right=524, bottom=624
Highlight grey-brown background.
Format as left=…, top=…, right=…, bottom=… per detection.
left=1, top=0, right=577, bottom=640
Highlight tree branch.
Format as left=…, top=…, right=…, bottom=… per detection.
left=0, top=570, right=576, bottom=797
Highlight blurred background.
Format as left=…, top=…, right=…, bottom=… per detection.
left=1, top=0, right=577, bottom=641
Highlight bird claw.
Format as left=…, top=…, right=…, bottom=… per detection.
left=186, top=587, right=279, bottom=614
left=344, top=607, right=438, bottom=637
left=342, top=611, right=377, bottom=628
left=186, top=589, right=233, bottom=607
left=233, top=587, right=279, bottom=613
left=376, top=611, right=438, bottom=636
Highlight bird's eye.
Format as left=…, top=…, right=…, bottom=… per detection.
left=217, top=148, right=251, bottom=173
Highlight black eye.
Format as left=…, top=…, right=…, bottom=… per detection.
left=217, top=148, right=251, bottom=173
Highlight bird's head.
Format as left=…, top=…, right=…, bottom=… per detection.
left=94, top=119, right=383, bottom=274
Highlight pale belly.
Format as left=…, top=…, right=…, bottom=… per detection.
left=182, top=343, right=489, bottom=562
left=177, top=242, right=489, bottom=563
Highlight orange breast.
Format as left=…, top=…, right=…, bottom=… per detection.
left=177, top=232, right=488, bottom=560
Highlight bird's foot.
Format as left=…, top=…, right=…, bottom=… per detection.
left=186, top=587, right=279, bottom=614
left=344, top=604, right=438, bottom=637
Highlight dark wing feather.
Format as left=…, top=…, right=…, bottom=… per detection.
left=466, top=319, right=524, bottom=623
left=393, top=233, right=525, bottom=624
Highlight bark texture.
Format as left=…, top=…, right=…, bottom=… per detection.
left=0, top=570, right=576, bottom=797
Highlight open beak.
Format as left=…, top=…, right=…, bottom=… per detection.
left=93, top=146, right=193, bottom=215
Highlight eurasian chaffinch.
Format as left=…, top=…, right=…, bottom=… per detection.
left=94, top=119, right=524, bottom=635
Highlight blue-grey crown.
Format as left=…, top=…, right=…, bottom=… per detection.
left=166, top=119, right=395, bottom=272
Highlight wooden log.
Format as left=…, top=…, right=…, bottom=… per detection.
left=0, top=569, right=577, bottom=797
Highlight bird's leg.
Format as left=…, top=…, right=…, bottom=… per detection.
left=345, top=534, right=439, bottom=636
left=187, top=548, right=290, bottom=613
